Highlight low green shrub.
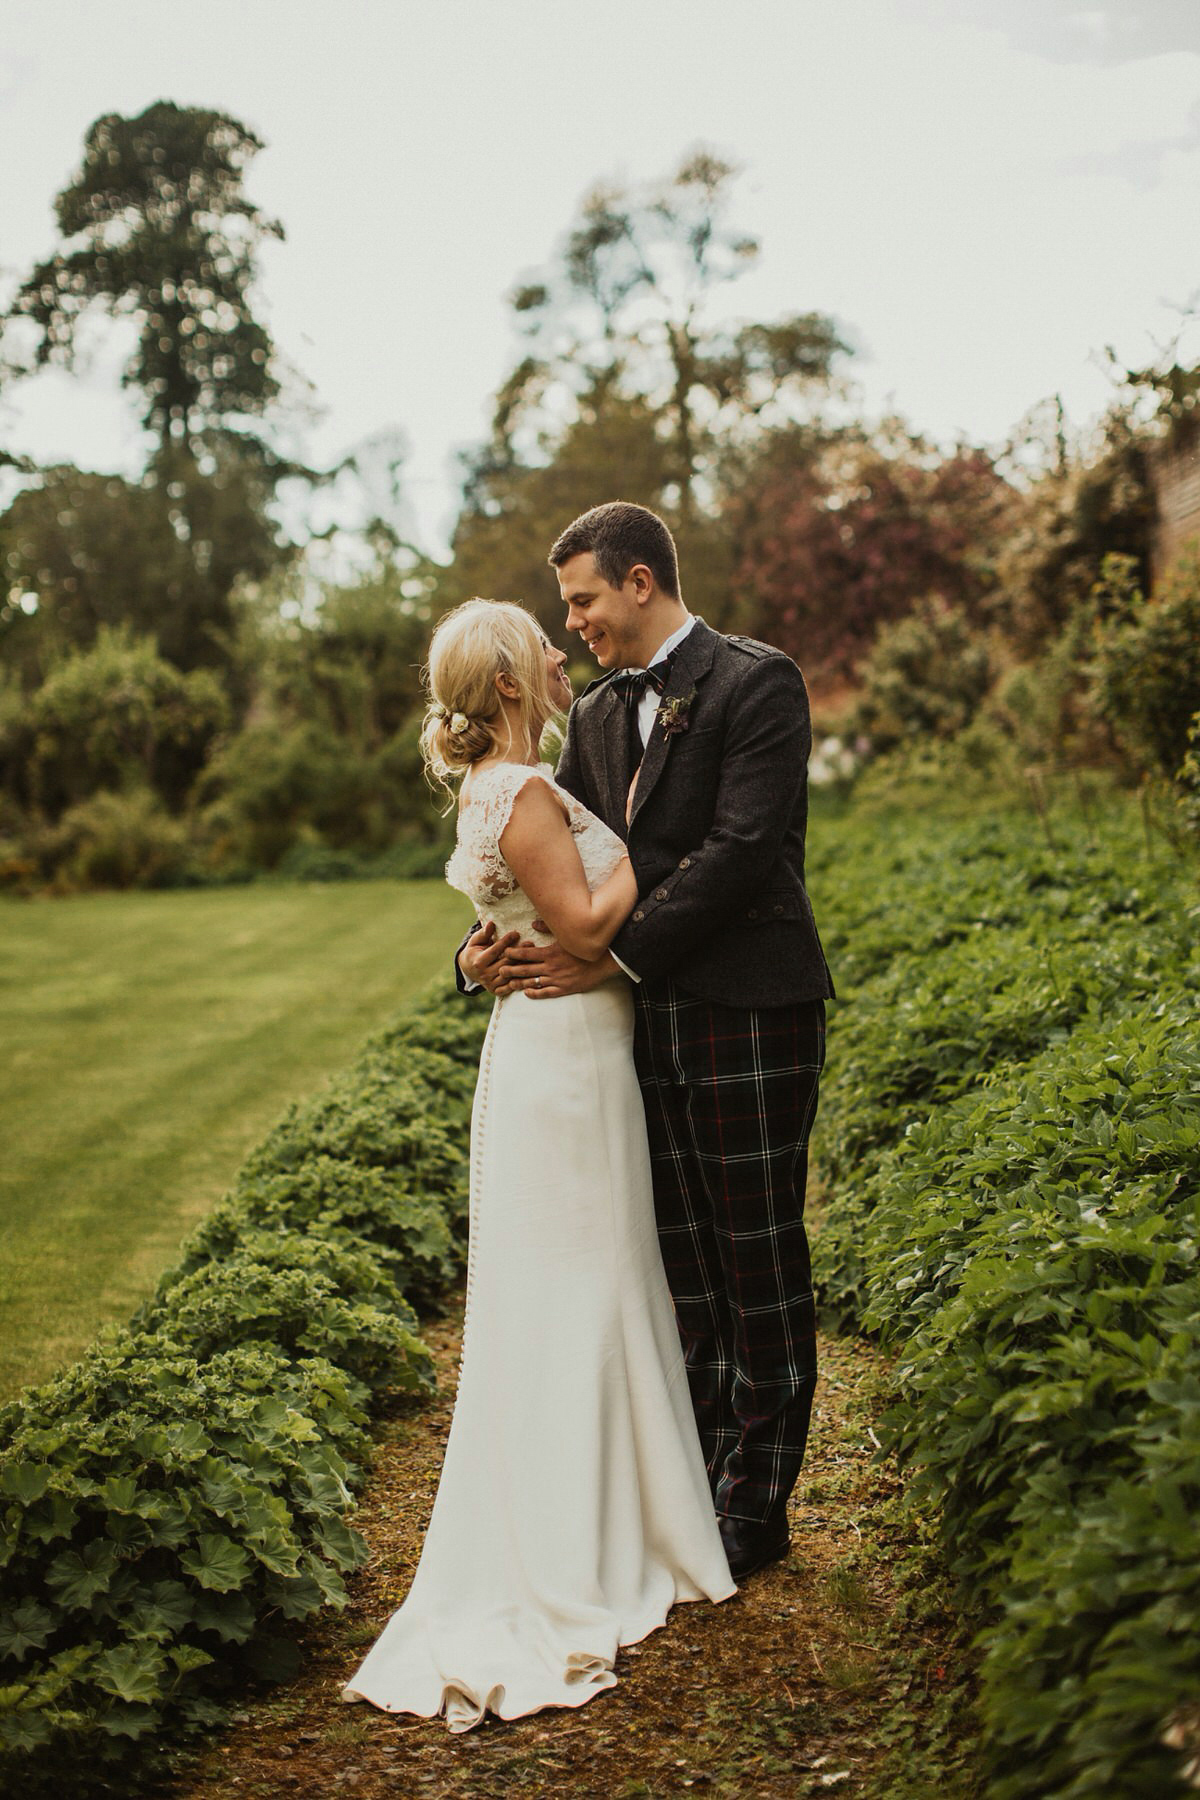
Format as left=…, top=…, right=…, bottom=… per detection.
left=0, top=1341, right=370, bottom=1771
left=844, top=720, right=1025, bottom=819
left=809, top=793, right=1200, bottom=1796
left=239, top=1046, right=471, bottom=1235
left=274, top=841, right=372, bottom=883
left=196, top=721, right=376, bottom=871
left=141, top=1250, right=431, bottom=1387
left=819, top=890, right=1197, bottom=1194
left=1090, top=546, right=1200, bottom=780
left=274, top=838, right=449, bottom=883
left=1177, top=710, right=1200, bottom=843
left=178, top=1164, right=458, bottom=1313
left=860, top=1007, right=1200, bottom=1358
left=43, top=788, right=198, bottom=892
left=983, top=586, right=1116, bottom=774
left=195, top=718, right=451, bottom=881
left=0, top=787, right=206, bottom=894
left=853, top=595, right=993, bottom=753
left=0, top=979, right=489, bottom=1792
left=869, top=1007, right=1200, bottom=1799
left=8, top=627, right=229, bottom=819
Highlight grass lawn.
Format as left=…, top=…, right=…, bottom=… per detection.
left=0, top=879, right=473, bottom=1400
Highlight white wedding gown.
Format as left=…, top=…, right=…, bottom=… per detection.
left=342, top=761, right=734, bottom=1732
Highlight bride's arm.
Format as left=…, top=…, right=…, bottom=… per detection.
left=498, top=779, right=637, bottom=962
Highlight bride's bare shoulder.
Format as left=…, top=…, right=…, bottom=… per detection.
left=502, top=769, right=571, bottom=829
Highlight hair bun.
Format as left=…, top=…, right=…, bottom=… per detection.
left=419, top=596, right=557, bottom=805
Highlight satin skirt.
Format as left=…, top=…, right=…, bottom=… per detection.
left=341, top=983, right=735, bottom=1731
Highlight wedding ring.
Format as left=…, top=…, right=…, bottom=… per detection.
left=534, top=976, right=542, bottom=987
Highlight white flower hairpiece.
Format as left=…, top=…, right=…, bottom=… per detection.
left=430, top=700, right=470, bottom=735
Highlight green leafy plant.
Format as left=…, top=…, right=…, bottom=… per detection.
left=853, top=595, right=994, bottom=753
left=808, top=792, right=1200, bottom=1797
left=1176, top=709, right=1200, bottom=843
left=0, top=980, right=488, bottom=1793
left=1089, top=547, right=1200, bottom=780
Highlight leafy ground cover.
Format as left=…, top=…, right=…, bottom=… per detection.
left=808, top=791, right=1200, bottom=1798
left=8, top=782, right=1195, bottom=1796
left=0, top=984, right=486, bottom=1791
left=0, top=880, right=469, bottom=1395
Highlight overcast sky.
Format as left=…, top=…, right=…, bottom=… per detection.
left=1, top=0, right=1198, bottom=555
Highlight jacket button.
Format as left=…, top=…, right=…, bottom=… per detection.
left=678, top=857, right=691, bottom=869
left=773, top=903, right=785, bottom=916
left=747, top=907, right=759, bottom=920
left=655, top=888, right=668, bottom=901
left=632, top=909, right=644, bottom=922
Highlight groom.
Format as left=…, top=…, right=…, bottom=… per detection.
left=459, top=501, right=833, bottom=1580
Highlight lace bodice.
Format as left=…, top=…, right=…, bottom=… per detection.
left=446, top=761, right=626, bottom=940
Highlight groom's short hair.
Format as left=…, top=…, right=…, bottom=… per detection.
left=549, top=502, right=680, bottom=599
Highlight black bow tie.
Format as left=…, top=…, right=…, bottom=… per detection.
left=612, top=652, right=676, bottom=710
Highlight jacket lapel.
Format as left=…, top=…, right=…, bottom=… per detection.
left=598, top=686, right=633, bottom=835
left=628, top=618, right=719, bottom=829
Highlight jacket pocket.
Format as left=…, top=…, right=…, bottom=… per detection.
left=740, top=885, right=805, bottom=924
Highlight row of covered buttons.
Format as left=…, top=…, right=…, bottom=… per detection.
left=632, top=856, right=692, bottom=923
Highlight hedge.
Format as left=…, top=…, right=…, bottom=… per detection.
left=808, top=795, right=1200, bottom=1798
left=0, top=981, right=488, bottom=1793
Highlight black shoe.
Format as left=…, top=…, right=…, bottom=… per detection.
left=718, top=1514, right=790, bottom=1581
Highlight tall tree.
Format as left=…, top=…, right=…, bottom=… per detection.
left=5, top=104, right=304, bottom=678
left=475, top=150, right=849, bottom=530
left=261, top=562, right=438, bottom=754
left=0, top=450, right=286, bottom=681
left=11, top=102, right=282, bottom=460
left=448, top=387, right=682, bottom=639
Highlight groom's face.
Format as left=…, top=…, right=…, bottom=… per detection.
left=557, top=552, right=643, bottom=670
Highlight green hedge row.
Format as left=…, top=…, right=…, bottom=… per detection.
left=808, top=798, right=1200, bottom=1799
left=0, top=982, right=488, bottom=1792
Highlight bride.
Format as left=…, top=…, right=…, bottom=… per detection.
left=341, top=597, right=735, bottom=1733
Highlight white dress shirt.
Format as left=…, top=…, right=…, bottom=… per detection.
left=634, top=614, right=696, bottom=744
left=610, top=613, right=695, bottom=982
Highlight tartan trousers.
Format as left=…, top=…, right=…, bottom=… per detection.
left=632, top=982, right=826, bottom=1529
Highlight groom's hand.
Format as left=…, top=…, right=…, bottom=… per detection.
left=503, top=940, right=620, bottom=998
left=458, top=923, right=524, bottom=995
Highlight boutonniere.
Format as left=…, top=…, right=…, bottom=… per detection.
left=657, top=689, right=698, bottom=737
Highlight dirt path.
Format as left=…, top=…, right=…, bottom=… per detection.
left=168, top=1290, right=978, bottom=1800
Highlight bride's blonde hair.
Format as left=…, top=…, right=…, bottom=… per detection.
left=419, top=598, right=558, bottom=802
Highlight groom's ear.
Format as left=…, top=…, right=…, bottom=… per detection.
left=626, top=563, right=655, bottom=606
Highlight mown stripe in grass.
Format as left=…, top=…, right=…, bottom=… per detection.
left=0, top=880, right=471, bottom=1397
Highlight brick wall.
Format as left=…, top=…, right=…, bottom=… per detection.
left=1151, top=424, right=1200, bottom=575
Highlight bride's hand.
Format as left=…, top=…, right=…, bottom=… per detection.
left=459, top=924, right=523, bottom=994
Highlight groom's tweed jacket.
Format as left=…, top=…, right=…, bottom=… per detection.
left=555, top=618, right=833, bottom=1010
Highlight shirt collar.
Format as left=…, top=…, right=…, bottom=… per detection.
left=646, top=613, right=695, bottom=671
